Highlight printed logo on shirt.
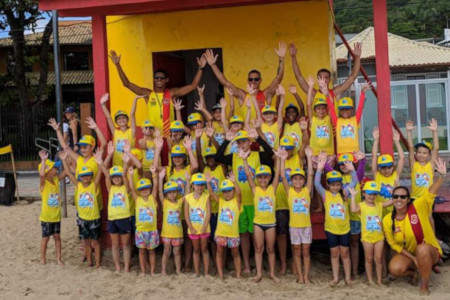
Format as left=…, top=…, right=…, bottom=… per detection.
left=111, top=193, right=126, bottom=208
left=340, top=124, right=355, bottom=139
left=190, top=208, right=205, bottom=224
left=293, top=198, right=309, bottom=214
left=380, top=183, right=393, bottom=199
left=210, top=177, right=219, bottom=193
left=238, top=166, right=255, bottom=183
left=191, top=139, right=197, bottom=152
left=138, top=207, right=154, bottom=223
left=215, top=133, right=225, bottom=145
left=47, top=193, right=59, bottom=207
left=290, top=133, right=299, bottom=147
left=366, top=215, right=382, bottom=232
left=116, top=139, right=125, bottom=153
left=167, top=209, right=181, bottom=226
left=257, top=196, right=274, bottom=213
left=316, top=125, right=330, bottom=139
left=329, top=203, right=345, bottom=219
left=219, top=208, right=235, bottom=225
left=230, top=141, right=239, bottom=154
left=145, top=148, right=155, bottom=161
left=78, top=192, right=94, bottom=208
left=264, top=132, right=276, bottom=148
left=175, top=178, right=187, bottom=195
left=414, top=173, right=430, bottom=188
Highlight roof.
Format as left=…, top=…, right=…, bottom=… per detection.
left=0, top=21, right=91, bottom=47
left=336, top=27, right=450, bottom=68
left=5, top=70, right=93, bottom=86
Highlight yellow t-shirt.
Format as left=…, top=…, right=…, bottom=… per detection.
left=342, top=173, right=361, bottom=221
left=241, top=93, right=267, bottom=121
left=77, top=181, right=100, bottom=221
left=283, top=122, right=303, bottom=153
left=204, top=165, right=225, bottom=214
left=215, top=197, right=240, bottom=238
left=161, top=198, right=183, bottom=238
left=185, top=192, right=210, bottom=234
left=146, top=91, right=174, bottom=133
left=261, top=122, right=279, bottom=149
left=276, top=154, right=301, bottom=211
left=411, top=161, right=433, bottom=200
left=190, top=132, right=210, bottom=158
left=360, top=201, right=384, bottom=243
left=135, top=195, right=157, bottom=231
left=253, top=185, right=276, bottom=225
left=336, top=116, right=359, bottom=155
left=233, top=151, right=260, bottom=206
left=113, top=128, right=135, bottom=166
left=375, top=171, right=398, bottom=217
left=212, top=121, right=225, bottom=146
left=310, top=116, right=334, bottom=155
left=108, top=185, right=131, bottom=220
left=166, top=166, right=190, bottom=198
left=383, top=191, right=442, bottom=256
left=75, top=156, right=102, bottom=211
left=142, top=139, right=157, bottom=172
left=287, top=186, right=311, bottom=228
left=324, top=191, right=350, bottom=235
left=39, top=177, right=61, bottom=223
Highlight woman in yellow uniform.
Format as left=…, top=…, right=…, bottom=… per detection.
left=383, top=158, right=446, bottom=295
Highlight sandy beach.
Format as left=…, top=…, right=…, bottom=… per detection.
left=0, top=199, right=448, bottom=300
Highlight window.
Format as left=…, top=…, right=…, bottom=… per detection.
left=63, top=52, right=89, bottom=71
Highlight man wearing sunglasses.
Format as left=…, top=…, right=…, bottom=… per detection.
left=109, top=50, right=207, bottom=138
left=290, top=42, right=362, bottom=103
left=204, top=42, right=286, bottom=120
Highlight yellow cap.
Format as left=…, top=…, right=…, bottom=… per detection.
left=363, top=180, right=380, bottom=195
left=78, top=166, right=93, bottom=180
left=163, top=181, right=179, bottom=193
left=233, top=130, right=250, bottom=141
left=290, top=168, right=305, bottom=179
left=280, top=135, right=295, bottom=150
left=313, top=93, right=327, bottom=108
left=187, top=112, right=202, bottom=125
left=141, top=120, right=154, bottom=128
left=338, top=97, right=354, bottom=109
left=109, top=165, right=123, bottom=177
left=38, top=159, right=60, bottom=174
left=220, top=179, right=235, bottom=191
left=170, top=120, right=184, bottom=132
left=377, top=154, right=394, bottom=167
left=338, top=153, right=355, bottom=164
left=262, top=105, right=277, bottom=114
left=204, top=147, right=217, bottom=157
left=255, top=165, right=272, bottom=177
left=131, top=148, right=143, bottom=161
left=171, top=145, right=187, bottom=157
left=78, top=135, right=96, bottom=147
left=229, top=114, right=244, bottom=124
left=137, top=178, right=152, bottom=190
left=114, top=110, right=129, bottom=120
left=190, top=173, right=206, bottom=185
left=415, top=140, right=433, bottom=151
left=326, top=170, right=343, bottom=182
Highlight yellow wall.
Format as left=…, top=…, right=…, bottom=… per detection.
left=106, top=1, right=333, bottom=123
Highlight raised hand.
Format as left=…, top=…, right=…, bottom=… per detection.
left=348, top=187, right=357, bottom=197
left=435, top=158, right=447, bottom=175
left=305, top=145, right=313, bottom=158
left=184, top=170, right=191, bottom=182
left=245, top=125, right=258, bottom=139
left=154, top=136, right=164, bottom=149
left=246, top=84, right=256, bottom=96
left=372, top=126, right=380, bottom=139
left=159, top=168, right=166, bottom=180
left=276, top=84, right=285, bottom=96
left=225, top=129, right=237, bottom=141
left=107, top=141, right=114, bottom=156
left=39, top=150, right=49, bottom=161
left=220, top=97, right=227, bottom=109
left=100, top=93, right=109, bottom=105
left=123, top=140, right=131, bottom=154
left=205, top=123, right=215, bottom=138
left=108, top=50, right=121, bottom=65
left=127, top=166, right=134, bottom=176
left=245, top=97, right=252, bottom=108
left=306, top=75, right=315, bottom=88
left=205, top=172, right=212, bottom=183
left=428, top=118, right=438, bottom=132
left=94, top=150, right=103, bottom=165
left=195, top=127, right=203, bottom=139
left=183, top=136, right=192, bottom=150
left=123, top=152, right=131, bottom=165
left=405, top=120, right=415, bottom=132
left=226, top=88, right=233, bottom=97
left=362, top=80, right=373, bottom=92
left=227, top=171, right=236, bottom=183
left=317, top=152, right=327, bottom=171
left=47, top=118, right=59, bottom=131
left=275, top=41, right=287, bottom=58
left=299, top=117, right=308, bottom=130
left=197, top=84, right=205, bottom=95
left=317, top=77, right=328, bottom=95
left=393, top=129, right=400, bottom=142
left=353, top=42, right=362, bottom=57
left=194, top=100, right=205, bottom=112
left=142, top=127, right=151, bottom=136
left=59, top=149, right=68, bottom=161
left=173, top=99, right=184, bottom=111
left=288, top=84, right=297, bottom=94
left=154, top=128, right=161, bottom=138
left=197, top=54, right=207, bottom=68
left=238, top=148, right=250, bottom=160
left=275, top=148, right=288, bottom=160
left=204, top=49, right=218, bottom=66
left=354, top=150, right=365, bottom=161
left=343, top=160, right=355, bottom=171
left=150, top=165, right=156, bottom=175
left=85, top=117, right=98, bottom=130
left=252, top=118, right=262, bottom=129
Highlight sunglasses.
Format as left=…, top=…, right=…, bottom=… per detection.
left=154, top=76, right=166, bottom=80
left=248, top=77, right=260, bottom=82
left=392, top=194, right=408, bottom=199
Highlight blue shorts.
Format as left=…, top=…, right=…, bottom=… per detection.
left=350, top=220, right=361, bottom=235
left=325, top=231, right=351, bottom=248
left=210, top=213, right=218, bottom=241
left=107, top=218, right=131, bottom=234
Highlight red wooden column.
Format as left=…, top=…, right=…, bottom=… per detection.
left=92, top=14, right=111, bottom=247
left=373, top=0, right=393, bottom=155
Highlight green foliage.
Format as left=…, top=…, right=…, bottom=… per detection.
left=335, top=0, right=449, bottom=39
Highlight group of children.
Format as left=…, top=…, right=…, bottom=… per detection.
left=38, top=59, right=443, bottom=286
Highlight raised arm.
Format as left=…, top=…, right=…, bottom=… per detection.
left=96, top=154, right=111, bottom=192
left=354, top=151, right=366, bottom=182
left=305, top=76, right=315, bottom=124
left=150, top=166, right=158, bottom=201
left=278, top=149, right=290, bottom=192
left=158, top=168, right=166, bottom=204
left=93, top=151, right=104, bottom=187
left=60, top=150, right=77, bottom=185
left=205, top=173, right=220, bottom=203
left=276, top=85, right=286, bottom=131
left=394, top=129, right=405, bottom=176
left=305, top=146, right=314, bottom=194
left=69, top=119, right=79, bottom=146
left=109, top=50, right=152, bottom=96
left=288, top=84, right=305, bottom=117
left=429, top=118, right=439, bottom=167
left=104, top=141, right=114, bottom=168
left=48, top=118, right=79, bottom=161
left=99, top=93, right=117, bottom=135
left=371, top=127, right=380, bottom=177
left=240, top=149, right=256, bottom=194
left=86, top=117, right=107, bottom=153
left=226, top=88, right=235, bottom=120
left=38, top=150, right=48, bottom=190
left=332, top=42, right=361, bottom=98
left=289, top=43, right=311, bottom=95
left=130, top=95, right=143, bottom=138
left=204, top=123, right=220, bottom=150
left=405, top=120, right=416, bottom=167
left=173, top=99, right=184, bottom=123
left=314, top=153, right=327, bottom=201
left=194, top=85, right=213, bottom=122
left=272, top=157, right=281, bottom=190
left=429, top=158, right=447, bottom=195
left=228, top=172, right=241, bottom=209
left=298, top=117, right=309, bottom=160
left=320, top=80, right=337, bottom=127
left=195, top=128, right=205, bottom=171
left=244, top=97, right=254, bottom=128
left=264, top=41, right=287, bottom=103
left=127, top=167, right=138, bottom=200
left=170, top=54, right=207, bottom=98
left=219, top=98, right=230, bottom=132
left=356, top=81, right=372, bottom=124
left=183, top=136, right=199, bottom=173
left=349, top=187, right=360, bottom=213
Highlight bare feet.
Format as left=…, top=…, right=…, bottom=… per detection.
left=419, top=289, right=430, bottom=296
left=139, top=272, right=145, bottom=277
left=345, top=279, right=353, bottom=287
left=243, top=268, right=251, bottom=275
left=57, top=259, right=64, bottom=266
left=278, top=266, right=287, bottom=276
left=252, top=275, right=263, bottom=283
left=40, top=258, right=46, bottom=265
left=304, top=278, right=312, bottom=284
left=161, top=270, right=167, bottom=276
left=270, top=274, right=280, bottom=283
left=329, top=279, right=339, bottom=287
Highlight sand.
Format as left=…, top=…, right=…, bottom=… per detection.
left=1, top=201, right=449, bottom=300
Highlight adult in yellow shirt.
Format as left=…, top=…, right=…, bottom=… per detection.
left=109, top=50, right=207, bottom=138
left=383, top=158, right=446, bottom=295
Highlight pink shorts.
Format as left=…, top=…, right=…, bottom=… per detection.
left=289, top=226, right=312, bottom=245
left=189, top=233, right=210, bottom=240
left=311, top=155, right=336, bottom=169
left=215, top=235, right=240, bottom=248
left=161, top=237, right=184, bottom=247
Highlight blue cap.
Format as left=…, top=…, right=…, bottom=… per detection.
left=65, top=106, right=76, bottom=113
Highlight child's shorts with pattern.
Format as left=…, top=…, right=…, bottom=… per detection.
left=214, top=235, right=240, bottom=248
left=135, top=230, right=159, bottom=250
